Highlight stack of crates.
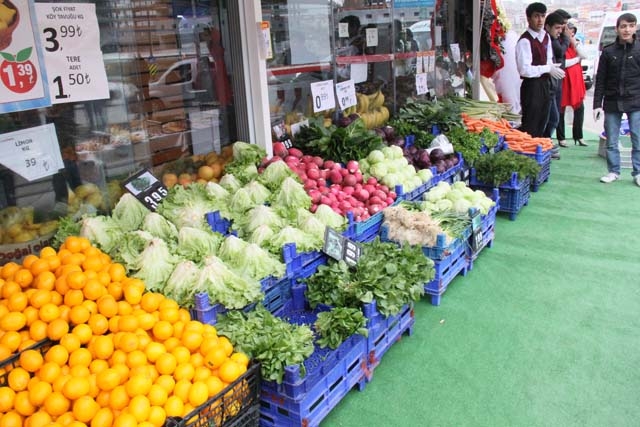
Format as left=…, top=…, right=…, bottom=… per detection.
left=505, top=144, right=552, bottom=192
left=469, top=169, right=530, bottom=221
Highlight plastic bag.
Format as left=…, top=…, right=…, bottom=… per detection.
left=428, top=134, right=454, bottom=155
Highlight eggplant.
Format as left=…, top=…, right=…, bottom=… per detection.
left=392, top=136, right=406, bottom=147
left=381, top=125, right=395, bottom=141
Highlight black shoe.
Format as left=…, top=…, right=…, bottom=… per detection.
left=551, top=152, right=561, bottom=160
left=574, top=139, right=588, bottom=146
left=558, top=140, right=568, bottom=147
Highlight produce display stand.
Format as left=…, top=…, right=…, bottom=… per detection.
left=259, top=285, right=368, bottom=427
left=469, top=169, right=531, bottom=221
left=422, top=236, right=471, bottom=306
left=467, top=188, right=500, bottom=265
left=505, top=144, right=552, bottom=192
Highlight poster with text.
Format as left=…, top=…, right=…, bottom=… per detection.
left=0, top=0, right=51, bottom=114
left=35, top=2, right=109, bottom=104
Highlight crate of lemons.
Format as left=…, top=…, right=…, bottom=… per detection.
left=160, top=146, right=233, bottom=189
left=0, top=207, right=58, bottom=245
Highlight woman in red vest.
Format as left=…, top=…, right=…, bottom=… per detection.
left=558, top=21, right=588, bottom=146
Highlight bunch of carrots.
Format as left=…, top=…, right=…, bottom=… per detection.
left=461, top=114, right=554, bottom=154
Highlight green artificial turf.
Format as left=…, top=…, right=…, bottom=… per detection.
left=321, top=135, right=640, bottom=427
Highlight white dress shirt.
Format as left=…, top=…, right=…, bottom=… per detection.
left=515, top=28, right=554, bottom=78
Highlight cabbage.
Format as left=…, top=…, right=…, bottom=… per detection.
left=270, top=226, right=322, bottom=253
left=236, top=205, right=284, bottom=237
left=299, top=216, right=327, bottom=242
left=142, top=212, right=178, bottom=242
left=132, top=237, right=180, bottom=292
left=219, top=174, right=243, bottom=193
left=390, top=145, right=404, bottom=159
left=163, top=260, right=202, bottom=308
left=112, top=193, right=148, bottom=232
left=157, top=184, right=219, bottom=230
left=228, top=187, right=259, bottom=214
left=453, top=198, right=472, bottom=214
left=198, top=255, right=263, bottom=309
left=417, top=168, right=433, bottom=183
left=314, top=204, right=347, bottom=231
left=114, top=230, right=154, bottom=271
left=205, top=182, right=231, bottom=202
left=222, top=163, right=259, bottom=185
left=451, top=181, right=467, bottom=191
left=218, top=235, right=249, bottom=262
left=358, top=158, right=370, bottom=173
left=244, top=181, right=271, bottom=205
left=224, top=242, right=286, bottom=280
left=367, top=150, right=385, bottom=164
left=79, top=215, right=124, bottom=255
left=177, top=226, right=223, bottom=263
left=369, top=163, right=388, bottom=178
left=381, top=146, right=395, bottom=160
left=259, top=160, right=298, bottom=191
left=231, top=141, right=267, bottom=165
left=271, top=177, right=311, bottom=218
left=435, top=199, right=453, bottom=211
left=248, top=224, right=276, bottom=247
left=445, top=189, right=464, bottom=202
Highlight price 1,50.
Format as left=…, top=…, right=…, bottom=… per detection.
left=52, top=73, right=92, bottom=99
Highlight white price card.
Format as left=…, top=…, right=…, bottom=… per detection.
left=366, top=27, right=378, bottom=47
left=450, top=43, right=461, bottom=63
left=260, top=21, right=273, bottom=60
left=0, top=124, right=64, bottom=181
left=426, top=51, right=436, bottom=73
left=35, top=2, right=109, bottom=104
left=416, top=52, right=424, bottom=74
left=350, top=63, right=368, bottom=84
left=0, top=0, right=50, bottom=114
left=335, top=80, right=357, bottom=110
left=291, top=119, right=309, bottom=137
left=339, top=22, right=349, bottom=38
left=415, top=73, right=428, bottom=96
left=310, top=80, right=336, bottom=113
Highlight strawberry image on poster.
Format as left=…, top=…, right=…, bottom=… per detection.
left=0, top=47, right=38, bottom=94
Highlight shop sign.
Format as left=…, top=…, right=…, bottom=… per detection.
left=335, top=79, right=357, bottom=111
left=394, top=0, right=436, bottom=7
left=122, top=169, right=168, bottom=212
left=34, top=2, right=109, bottom=104
left=0, top=124, right=64, bottom=181
left=0, top=0, right=51, bottom=114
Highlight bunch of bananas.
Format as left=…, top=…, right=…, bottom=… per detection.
left=356, top=90, right=390, bottom=129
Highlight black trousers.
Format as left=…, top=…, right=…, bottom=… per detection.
left=557, top=102, right=585, bottom=141
left=520, top=77, right=551, bottom=138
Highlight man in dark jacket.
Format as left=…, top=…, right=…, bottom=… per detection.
left=593, top=12, right=640, bottom=184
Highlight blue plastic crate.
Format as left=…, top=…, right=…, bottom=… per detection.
left=467, top=191, right=499, bottom=264
left=190, top=276, right=291, bottom=325
left=469, top=170, right=530, bottom=221
left=361, top=301, right=414, bottom=378
left=424, top=241, right=470, bottom=306
left=379, top=223, right=471, bottom=261
left=206, top=210, right=232, bottom=235
left=504, top=143, right=552, bottom=192
left=281, top=243, right=325, bottom=278
left=344, top=197, right=400, bottom=243
left=479, top=134, right=506, bottom=155
left=259, top=286, right=367, bottom=427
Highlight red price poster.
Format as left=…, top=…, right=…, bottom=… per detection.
left=0, top=0, right=50, bottom=114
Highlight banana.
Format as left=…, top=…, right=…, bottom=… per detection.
left=357, top=93, right=369, bottom=114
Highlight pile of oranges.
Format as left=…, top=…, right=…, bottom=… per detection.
left=0, top=236, right=250, bottom=427
left=161, top=147, right=233, bottom=189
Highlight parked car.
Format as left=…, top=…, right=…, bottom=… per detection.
left=582, top=57, right=594, bottom=90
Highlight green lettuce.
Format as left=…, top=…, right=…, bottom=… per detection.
left=314, top=204, right=348, bottom=231
left=270, top=225, right=322, bottom=253
left=132, top=237, right=180, bottom=291
left=231, top=141, right=267, bottom=165
left=219, top=235, right=285, bottom=280
left=248, top=224, right=276, bottom=247
left=271, top=177, right=311, bottom=219
left=177, top=226, right=223, bottom=263
left=79, top=215, right=124, bottom=255
left=157, top=184, right=218, bottom=230
left=142, top=212, right=178, bottom=242
left=235, top=205, right=284, bottom=237
left=259, top=160, right=298, bottom=191
left=163, top=260, right=202, bottom=308
left=198, top=255, right=264, bottom=309
left=112, top=193, right=148, bottom=232
left=114, top=230, right=155, bottom=272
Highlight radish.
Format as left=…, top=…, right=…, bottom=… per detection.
left=301, top=155, right=314, bottom=164
left=353, top=171, right=363, bottom=183
left=273, top=142, right=288, bottom=158
left=356, top=189, right=369, bottom=201
left=303, top=180, right=317, bottom=190
left=288, top=147, right=303, bottom=158
left=342, top=185, right=355, bottom=195
left=343, top=174, right=357, bottom=187
left=368, top=196, right=384, bottom=206
left=346, top=160, right=359, bottom=173
left=368, top=204, right=383, bottom=215
left=339, top=168, right=349, bottom=177
left=308, top=189, right=321, bottom=203
left=329, top=170, right=343, bottom=185
left=307, top=168, right=320, bottom=180
left=324, top=160, right=336, bottom=170
left=285, top=155, right=299, bottom=165
left=367, top=177, right=378, bottom=185
left=313, top=156, right=324, bottom=167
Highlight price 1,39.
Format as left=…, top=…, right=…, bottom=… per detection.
left=52, top=73, right=92, bottom=99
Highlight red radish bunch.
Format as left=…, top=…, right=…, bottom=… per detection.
left=264, top=144, right=396, bottom=222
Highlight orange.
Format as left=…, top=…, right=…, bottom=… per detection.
left=171, top=321, right=185, bottom=339
left=193, top=366, right=210, bottom=382
left=63, top=289, right=84, bottom=308
left=97, top=295, right=119, bottom=318
left=128, top=394, right=151, bottom=422
left=28, top=289, right=51, bottom=309
left=140, top=292, right=164, bottom=313
left=110, top=349, right=128, bottom=365
left=0, top=411, right=22, bottom=427
left=43, top=255, right=61, bottom=272
left=25, top=411, right=52, bottom=427
left=115, top=332, right=138, bottom=353
left=204, top=348, right=227, bottom=370
left=1, top=262, right=21, bottom=280
left=68, top=365, right=90, bottom=378
left=96, top=271, right=112, bottom=287
left=148, top=405, right=166, bottom=427
left=113, top=412, right=137, bottom=427
left=218, top=360, right=246, bottom=384
left=230, top=352, right=250, bottom=368
left=14, top=390, right=36, bottom=416
left=59, top=333, right=81, bottom=353
left=38, top=303, right=60, bottom=323
left=158, top=298, right=179, bottom=312
left=163, top=337, right=181, bottom=352
left=126, top=350, right=147, bottom=369
left=66, top=271, right=87, bottom=291
left=62, top=376, right=91, bottom=400
left=181, top=330, right=203, bottom=352
left=0, top=312, right=27, bottom=332
left=108, top=263, right=126, bottom=283
left=72, top=396, right=100, bottom=423
left=69, top=305, right=91, bottom=325
left=91, top=335, right=114, bottom=360
left=218, top=336, right=234, bottom=357
left=163, top=396, right=184, bottom=418
left=49, top=290, right=63, bottom=306
left=89, top=359, right=109, bottom=375
left=55, top=412, right=76, bottom=426
left=117, top=300, right=133, bottom=316
left=199, top=336, right=220, bottom=356
left=68, top=348, right=92, bottom=368
left=1, top=281, right=20, bottom=301
left=33, top=271, right=56, bottom=291
left=82, top=278, right=106, bottom=301
left=173, top=363, right=195, bottom=382
left=0, top=345, right=10, bottom=361
left=107, top=282, right=123, bottom=300
left=122, top=279, right=144, bottom=305
left=7, top=367, right=31, bottom=391
left=117, top=314, right=139, bottom=333
left=0, top=387, right=16, bottom=412
left=109, top=385, right=129, bottom=410
left=96, top=368, right=121, bottom=391
left=111, top=364, right=130, bottom=385
left=151, top=321, right=173, bottom=341
left=13, top=269, right=34, bottom=288
left=54, top=275, right=69, bottom=296
left=137, top=312, right=156, bottom=331
left=63, top=236, right=90, bottom=254
left=171, top=346, right=190, bottom=365
left=187, top=381, right=208, bottom=407
left=172, top=379, right=191, bottom=403
left=177, top=309, right=191, bottom=324
left=29, top=259, right=51, bottom=277
left=82, top=255, right=104, bottom=273
left=7, top=292, right=28, bottom=312
left=81, top=299, right=98, bottom=315
left=124, top=375, right=152, bottom=398
left=19, top=349, right=44, bottom=373
left=144, top=342, right=165, bottom=363
left=155, top=353, right=177, bottom=376
left=27, top=380, right=51, bottom=406
left=0, top=330, right=22, bottom=352
left=91, top=407, right=114, bottom=427
left=154, top=375, right=175, bottom=394
left=190, top=353, right=204, bottom=369
left=158, top=307, right=179, bottom=323
left=45, top=345, right=70, bottom=366
left=88, top=313, right=109, bottom=336
left=71, top=324, right=93, bottom=345
left=39, top=246, right=57, bottom=258
left=147, top=384, right=168, bottom=407
left=205, top=376, right=225, bottom=397
left=47, top=318, right=69, bottom=341
left=37, top=361, right=61, bottom=384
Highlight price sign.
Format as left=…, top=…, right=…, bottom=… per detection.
left=338, top=22, right=349, bottom=38
left=0, top=124, right=64, bottom=181
left=335, top=80, right=357, bottom=110
left=450, top=43, right=461, bottom=63
left=123, top=169, right=168, bottom=212
left=323, top=228, right=362, bottom=266
left=260, top=21, right=273, bottom=60
left=415, top=73, right=428, bottom=95
left=365, top=27, right=378, bottom=47
left=0, top=0, right=50, bottom=114
left=310, top=80, right=336, bottom=113
left=469, top=210, right=483, bottom=254
left=35, top=3, right=109, bottom=104
left=416, top=52, right=424, bottom=74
